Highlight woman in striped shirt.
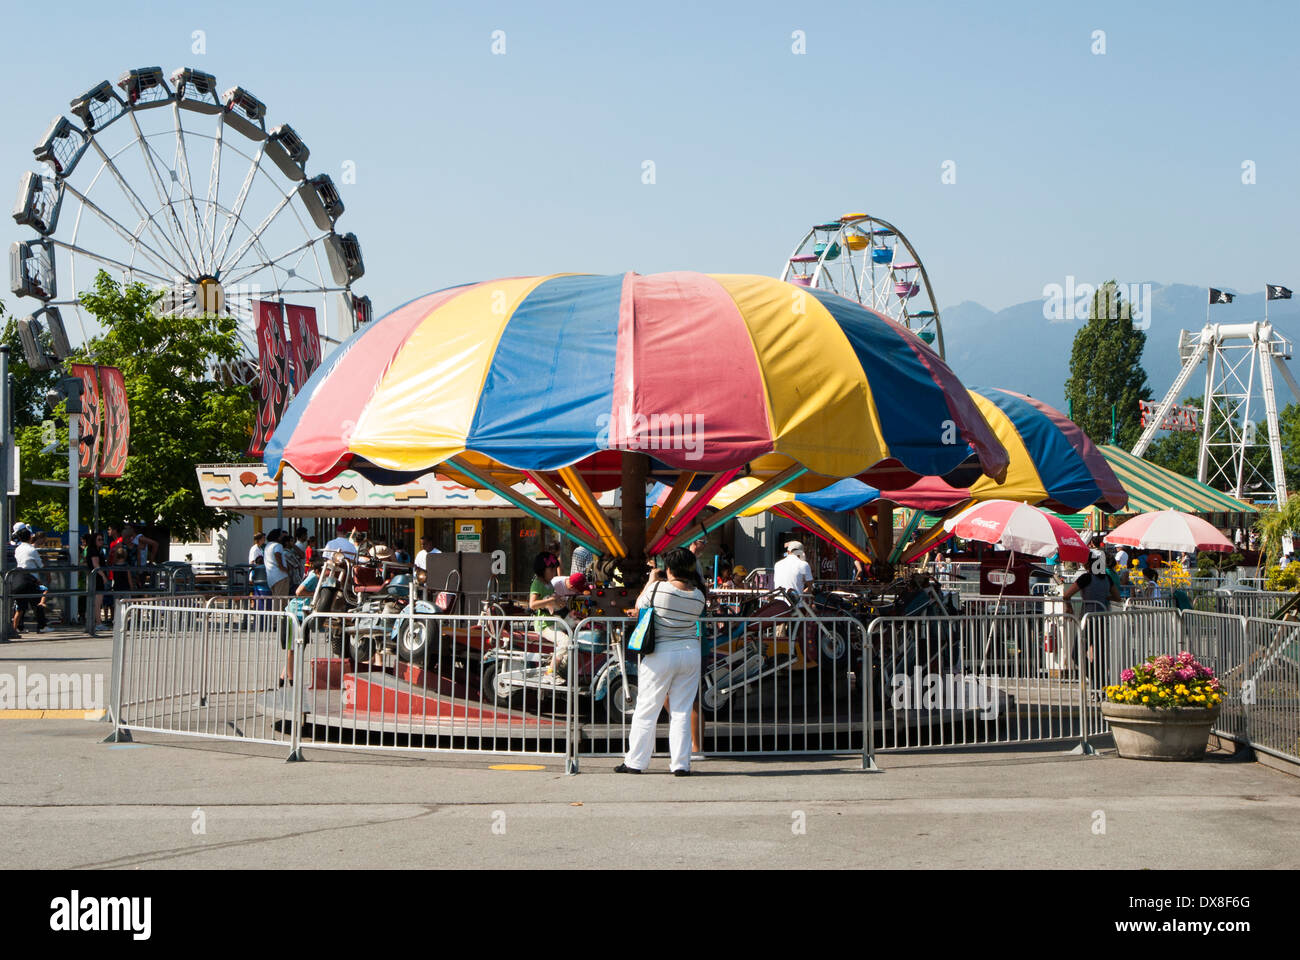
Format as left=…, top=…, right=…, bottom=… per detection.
left=616, top=547, right=707, bottom=776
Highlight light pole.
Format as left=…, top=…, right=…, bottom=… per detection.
left=1, top=345, right=11, bottom=641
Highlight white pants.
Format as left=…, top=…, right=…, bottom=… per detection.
left=625, top=640, right=701, bottom=772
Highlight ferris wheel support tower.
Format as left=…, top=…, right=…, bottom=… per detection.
left=1132, top=321, right=1300, bottom=503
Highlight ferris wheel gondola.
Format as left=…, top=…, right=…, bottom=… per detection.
left=780, top=213, right=944, bottom=358
left=10, top=66, right=368, bottom=381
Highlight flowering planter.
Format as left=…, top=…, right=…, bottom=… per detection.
left=1101, top=703, right=1220, bottom=761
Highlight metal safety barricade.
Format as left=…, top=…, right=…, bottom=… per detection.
left=106, top=594, right=295, bottom=747
left=569, top=614, right=869, bottom=768
left=1181, top=610, right=1300, bottom=767
left=866, top=611, right=1082, bottom=751
left=104, top=596, right=1297, bottom=772
left=290, top=608, right=574, bottom=767
left=1077, top=608, right=1182, bottom=737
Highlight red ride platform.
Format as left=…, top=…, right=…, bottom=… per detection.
left=261, top=658, right=563, bottom=737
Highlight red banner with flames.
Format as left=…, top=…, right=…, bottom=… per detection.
left=285, top=304, right=322, bottom=391
left=70, top=363, right=129, bottom=478
left=98, top=366, right=130, bottom=478
left=71, top=363, right=101, bottom=476
left=249, top=300, right=290, bottom=458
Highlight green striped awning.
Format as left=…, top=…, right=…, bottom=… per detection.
left=1041, top=508, right=1095, bottom=531
left=1098, top=445, right=1257, bottom=515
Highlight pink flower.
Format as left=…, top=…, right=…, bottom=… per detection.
left=1175, top=667, right=1195, bottom=682
left=1120, top=668, right=1136, bottom=683
left=1177, top=651, right=1195, bottom=665
left=1152, top=656, right=1175, bottom=683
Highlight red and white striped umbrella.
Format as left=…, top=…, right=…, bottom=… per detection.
left=943, top=499, right=1090, bottom=562
left=1104, top=510, right=1233, bottom=554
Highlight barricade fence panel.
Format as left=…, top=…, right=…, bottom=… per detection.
left=866, top=612, right=1083, bottom=750
left=569, top=615, right=867, bottom=762
left=1080, top=609, right=1299, bottom=766
left=107, top=597, right=1297, bottom=769
left=1078, top=609, right=1183, bottom=736
left=1227, top=614, right=1300, bottom=764
left=290, top=608, right=572, bottom=761
left=113, top=598, right=295, bottom=746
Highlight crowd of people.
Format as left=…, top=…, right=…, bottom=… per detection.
left=6, top=519, right=165, bottom=639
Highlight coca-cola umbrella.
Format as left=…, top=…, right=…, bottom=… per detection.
left=943, top=499, right=1090, bottom=563
left=1104, top=510, right=1233, bottom=554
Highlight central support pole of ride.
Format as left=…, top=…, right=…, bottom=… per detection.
left=874, top=502, right=894, bottom=580
left=620, top=453, right=649, bottom=584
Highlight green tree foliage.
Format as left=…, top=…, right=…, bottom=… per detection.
left=1063, top=281, right=1152, bottom=449
left=5, top=273, right=255, bottom=542
left=1254, top=493, right=1300, bottom=569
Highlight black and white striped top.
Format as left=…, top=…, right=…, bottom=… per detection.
left=637, top=581, right=706, bottom=644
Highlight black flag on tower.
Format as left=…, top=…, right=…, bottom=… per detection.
left=1208, top=288, right=1234, bottom=304
left=1267, top=285, right=1293, bottom=301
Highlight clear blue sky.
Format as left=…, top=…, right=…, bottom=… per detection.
left=3, top=0, right=1298, bottom=319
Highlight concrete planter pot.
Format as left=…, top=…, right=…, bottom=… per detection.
left=1101, top=702, right=1220, bottom=761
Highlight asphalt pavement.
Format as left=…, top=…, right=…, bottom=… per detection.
left=3, top=630, right=1298, bottom=869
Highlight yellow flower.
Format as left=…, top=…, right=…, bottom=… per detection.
left=1142, top=696, right=1149, bottom=703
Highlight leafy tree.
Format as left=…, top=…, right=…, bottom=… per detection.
left=1063, top=281, right=1152, bottom=449
left=5, top=273, right=255, bottom=542
left=75, top=272, right=255, bottom=541
left=1254, top=493, right=1300, bottom=569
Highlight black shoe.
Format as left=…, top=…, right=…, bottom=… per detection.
left=673, top=769, right=691, bottom=777
left=613, top=763, right=641, bottom=774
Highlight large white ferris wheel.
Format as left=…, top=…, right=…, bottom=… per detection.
left=10, top=66, right=368, bottom=382
left=780, top=213, right=944, bottom=358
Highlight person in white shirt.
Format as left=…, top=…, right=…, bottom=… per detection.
left=773, top=541, right=814, bottom=596
left=323, top=528, right=363, bottom=561
left=1114, top=547, right=1129, bottom=572
left=248, top=532, right=266, bottom=566
left=413, top=535, right=441, bottom=571
left=11, top=528, right=48, bottom=634
left=550, top=571, right=587, bottom=601
left=264, top=535, right=291, bottom=596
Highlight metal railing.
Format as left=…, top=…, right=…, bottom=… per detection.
left=569, top=614, right=868, bottom=766
left=104, top=594, right=1299, bottom=771
left=293, top=608, right=573, bottom=764
left=866, top=611, right=1084, bottom=751
left=109, top=594, right=295, bottom=746
left=5, top=562, right=199, bottom=632
left=1123, top=588, right=1294, bottom=620
left=1079, top=607, right=1300, bottom=766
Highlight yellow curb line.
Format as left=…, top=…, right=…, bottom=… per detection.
left=488, top=763, right=547, bottom=771
left=0, top=709, right=105, bottom=720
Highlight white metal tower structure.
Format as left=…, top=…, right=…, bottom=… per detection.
left=1132, top=322, right=1300, bottom=503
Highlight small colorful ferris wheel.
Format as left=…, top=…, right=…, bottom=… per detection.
left=780, top=213, right=943, bottom=357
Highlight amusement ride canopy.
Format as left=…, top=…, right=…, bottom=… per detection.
left=265, top=272, right=1009, bottom=563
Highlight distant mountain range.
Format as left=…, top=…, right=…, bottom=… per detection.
left=940, top=284, right=1300, bottom=414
